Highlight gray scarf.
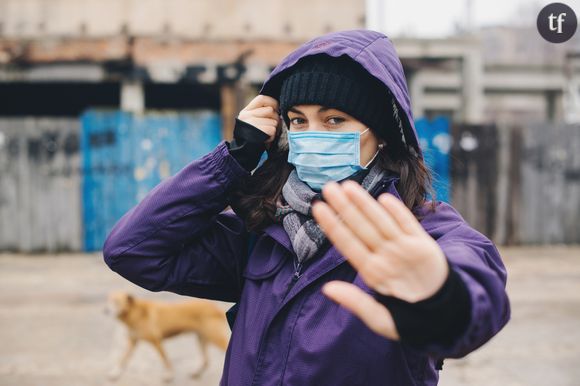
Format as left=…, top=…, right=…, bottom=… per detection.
left=274, top=161, right=387, bottom=264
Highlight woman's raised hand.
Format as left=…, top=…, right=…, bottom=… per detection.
left=238, top=95, right=280, bottom=148
left=311, top=180, right=449, bottom=340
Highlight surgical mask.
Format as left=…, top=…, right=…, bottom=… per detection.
left=287, top=127, right=380, bottom=191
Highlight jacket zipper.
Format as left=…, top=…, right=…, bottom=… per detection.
left=281, top=179, right=388, bottom=301
left=252, top=251, right=313, bottom=386
left=281, top=238, right=333, bottom=301
left=253, top=180, right=392, bottom=385
left=293, top=254, right=304, bottom=279
left=282, top=255, right=304, bottom=301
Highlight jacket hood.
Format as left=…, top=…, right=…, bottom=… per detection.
left=259, top=29, right=422, bottom=158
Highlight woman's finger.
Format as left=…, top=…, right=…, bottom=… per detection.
left=322, top=280, right=400, bottom=340
left=311, top=199, right=371, bottom=273
left=318, top=181, right=385, bottom=250
left=341, top=180, right=402, bottom=240
left=239, top=106, right=279, bottom=120
left=378, top=193, right=424, bottom=235
left=245, top=95, right=279, bottom=111
left=242, top=117, right=279, bottom=127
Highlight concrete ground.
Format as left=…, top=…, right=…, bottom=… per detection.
left=0, top=246, right=578, bottom=386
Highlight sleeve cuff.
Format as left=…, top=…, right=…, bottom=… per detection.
left=208, top=140, right=252, bottom=186
left=375, top=261, right=472, bottom=349
left=227, top=118, right=269, bottom=172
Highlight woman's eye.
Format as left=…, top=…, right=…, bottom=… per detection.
left=327, top=117, right=345, bottom=125
left=290, top=117, right=305, bottom=125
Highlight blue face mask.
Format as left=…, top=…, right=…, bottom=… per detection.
left=287, top=128, right=380, bottom=191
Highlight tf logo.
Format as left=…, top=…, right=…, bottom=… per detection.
left=537, top=2, right=578, bottom=43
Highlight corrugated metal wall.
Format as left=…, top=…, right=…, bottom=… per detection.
left=1, top=114, right=578, bottom=251
left=415, top=117, right=451, bottom=203
left=81, top=110, right=222, bottom=251
left=0, top=111, right=222, bottom=252
left=450, top=123, right=499, bottom=240
left=519, top=123, right=580, bottom=244
left=450, top=122, right=580, bottom=244
left=0, top=118, right=82, bottom=252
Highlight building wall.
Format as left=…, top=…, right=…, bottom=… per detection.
left=0, top=118, right=82, bottom=252
left=0, top=0, right=365, bottom=41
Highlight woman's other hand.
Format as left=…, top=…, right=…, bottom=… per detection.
left=238, top=95, right=280, bottom=148
left=311, top=180, right=449, bottom=340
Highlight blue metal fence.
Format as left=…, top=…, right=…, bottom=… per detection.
left=81, top=110, right=221, bottom=251
left=81, top=111, right=450, bottom=251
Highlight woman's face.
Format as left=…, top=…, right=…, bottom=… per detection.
left=287, top=104, right=381, bottom=167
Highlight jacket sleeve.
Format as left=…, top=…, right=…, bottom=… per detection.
left=103, top=140, right=251, bottom=303
left=416, top=201, right=511, bottom=358
left=228, top=118, right=270, bottom=171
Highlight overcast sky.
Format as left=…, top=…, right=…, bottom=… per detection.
left=366, top=0, right=580, bottom=38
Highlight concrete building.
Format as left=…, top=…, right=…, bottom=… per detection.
left=0, top=0, right=367, bottom=252
left=2, top=0, right=579, bottom=127
left=400, top=26, right=580, bottom=126
left=1, top=0, right=579, bottom=251
left=0, top=0, right=366, bottom=138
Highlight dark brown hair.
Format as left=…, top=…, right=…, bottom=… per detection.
left=229, top=126, right=437, bottom=233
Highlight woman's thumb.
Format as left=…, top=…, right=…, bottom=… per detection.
left=322, top=280, right=400, bottom=341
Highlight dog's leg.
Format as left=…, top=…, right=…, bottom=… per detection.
left=191, top=335, right=209, bottom=379
left=150, top=340, right=174, bottom=383
left=206, top=325, right=230, bottom=351
left=108, top=336, right=138, bottom=381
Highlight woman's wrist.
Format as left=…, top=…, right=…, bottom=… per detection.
left=227, top=118, right=270, bottom=172
left=375, top=261, right=472, bottom=348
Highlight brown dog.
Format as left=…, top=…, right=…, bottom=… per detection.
left=105, top=290, right=230, bottom=382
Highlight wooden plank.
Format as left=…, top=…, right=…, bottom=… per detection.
left=450, top=123, right=499, bottom=240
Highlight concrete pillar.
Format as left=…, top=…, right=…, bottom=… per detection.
left=545, top=91, right=558, bottom=122
left=462, top=49, right=484, bottom=124
left=120, top=81, right=145, bottom=113
left=409, top=71, right=425, bottom=119
left=564, top=77, right=580, bottom=123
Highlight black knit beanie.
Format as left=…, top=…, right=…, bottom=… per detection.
left=279, top=53, right=401, bottom=146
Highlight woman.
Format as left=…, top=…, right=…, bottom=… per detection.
left=103, top=30, right=510, bottom=385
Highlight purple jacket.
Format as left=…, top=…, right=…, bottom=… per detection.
left=103, top=30, right=510, bottom=386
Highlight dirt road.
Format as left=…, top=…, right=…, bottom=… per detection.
left=0, top=246, right=578, bottom=385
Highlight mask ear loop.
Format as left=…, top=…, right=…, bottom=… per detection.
left=361, top=128, right=385, bottom=168
left=364, top=147, right=382, bottom=168
left=361, top=128, right=386, bottom=168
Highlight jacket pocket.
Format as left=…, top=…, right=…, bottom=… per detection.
left=226, top=237, right=288, bottom=331
left=242, top=237, right=288, bottom=279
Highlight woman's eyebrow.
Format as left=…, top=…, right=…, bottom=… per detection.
left=288, top=107, right=304, bottom=115
left=288, top=107, right=335, bottom=114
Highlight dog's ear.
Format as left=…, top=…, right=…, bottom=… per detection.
left=126, top=294, right=134, bottom=305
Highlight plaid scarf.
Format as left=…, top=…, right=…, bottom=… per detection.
left=274, top=161, right=387, bottom=264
